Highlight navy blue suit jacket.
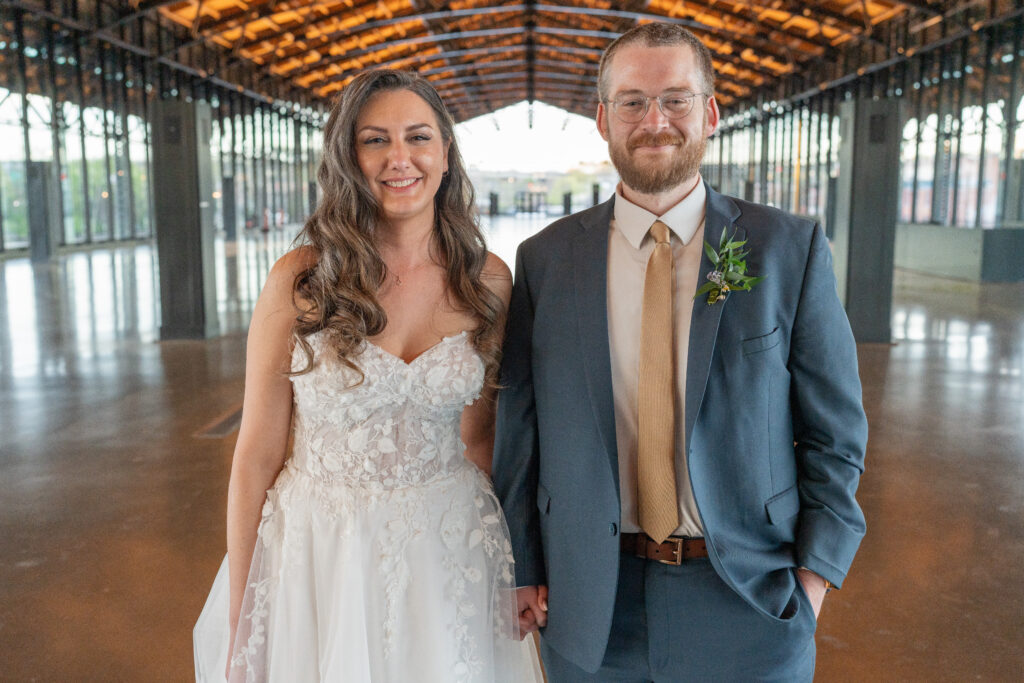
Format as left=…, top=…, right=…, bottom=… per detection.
left=492, top=184, right=868, bottom=672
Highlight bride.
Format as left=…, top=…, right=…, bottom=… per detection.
left=194, top=69, right=542, bottom=682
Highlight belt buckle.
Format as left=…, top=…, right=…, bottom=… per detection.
left=656, top=537, right=683, bottom=565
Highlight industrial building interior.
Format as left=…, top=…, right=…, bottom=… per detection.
left=1, top=0, right=1023, bottom=680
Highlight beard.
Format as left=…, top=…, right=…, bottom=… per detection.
left=608, top=123, right=707, bottom=195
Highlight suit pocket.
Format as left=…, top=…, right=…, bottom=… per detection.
left=764, top=484, right=800, bottom=525
left=536, top=484, right=551, bottom=515
left=742, top=327, right=781, bottom=356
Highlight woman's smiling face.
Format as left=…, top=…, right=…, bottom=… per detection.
left=354, top=88, right=450, bottom=230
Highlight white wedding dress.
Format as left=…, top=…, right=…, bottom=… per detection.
left=194, top=330, right=543, bottom=682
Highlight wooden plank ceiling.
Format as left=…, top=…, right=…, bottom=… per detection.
left=152, top=0, right=947, bottom=121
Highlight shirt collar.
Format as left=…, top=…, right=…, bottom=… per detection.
left=612, top=176, right=707, bottom=250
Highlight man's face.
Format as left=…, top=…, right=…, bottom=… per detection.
left=597, top=44, right=719, bottom=196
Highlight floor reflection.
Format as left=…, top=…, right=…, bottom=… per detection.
left=0, top=228, right=297, bottom=383
left=834, top=269, right=1024, bottom=681
left=214, top=228, right=296, bottom=333
left=0, top=221, right=1022, bottom=680
left=480, top=212, right=553, bottom=272
left=0, top=216, right=544, bottom=383
left=7, top=223, right=1018, bottom=382
left=2, top=246, right=158, bottom=381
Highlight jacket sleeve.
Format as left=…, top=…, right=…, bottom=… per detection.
left=492, top=243, right=546, bottom=588
left=789, top=223, right=869, bottom=588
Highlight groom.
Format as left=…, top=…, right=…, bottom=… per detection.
left=493, top=22, right=868, bottom=681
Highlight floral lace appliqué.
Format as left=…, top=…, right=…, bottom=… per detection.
left=226, top=331, right=522, bottom=680
left=287, top=331, right=483, bottom=489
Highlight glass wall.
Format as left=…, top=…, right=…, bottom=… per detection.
left=205, top=95, right=322, bottom=235
left=707, top=97, right=837, bottom=225
left=706, top=16, right=1024, bottom=232
left=60, top=101, right=88, bottom=244
left=0, top=3, right=325, bottom=256
left=0, top=89, right=29, bottom=249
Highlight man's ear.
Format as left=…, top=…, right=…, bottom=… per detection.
left=704, top=95, right=720, bottom=138
left=596, top=101, right=610, bottom=142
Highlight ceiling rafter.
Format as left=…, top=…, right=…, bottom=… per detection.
left=198, top=0, right=389, bottom=37
left=310, top=41, right=604, bottom=92
left=291, top=27, right=526, bottom=80
left=447, top=96, right=595, bottom=113
left=542, top=2, right=839, bottom=53
left=327, top=42, right=532, bottom=75
left=170, top=1, right=826, bottom=88
left=95, top=0, right=186, bottom=35
left=242, top=3, right=527, bottom=54
left=418, top=57, right=594, bottom=80
left=266, top=10, right=538, bottom=72
left=777, top=0, right=878, bottom=33
left=416, top=2, right=499, bottom=127
left=429, top=70, right=598, bottom=89
left=445, top=91, right=596, bottom=110
left=893, top=0, right=943, bottom=18
left=434, top=81, right=597, bottom=100
left=12, top=0, right=974, bottom=122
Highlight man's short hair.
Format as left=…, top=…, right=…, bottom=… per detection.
left=597, top=23, right=716, bottom=102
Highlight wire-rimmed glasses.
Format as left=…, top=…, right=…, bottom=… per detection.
left=605, top=90, right=709, bottom=123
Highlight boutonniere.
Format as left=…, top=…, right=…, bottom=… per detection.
left=694, top=227, right=765, bottom=305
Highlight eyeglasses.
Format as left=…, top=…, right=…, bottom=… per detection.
left=604, top=90, right=709, bottom=123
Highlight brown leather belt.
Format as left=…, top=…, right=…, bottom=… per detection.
left=620, top=533, right=708, bottom=565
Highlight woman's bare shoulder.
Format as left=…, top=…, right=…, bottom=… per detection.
left=481, top=252, right=512, bottom=307
left=259, top=246, right=320, bottom=312
left=275, top=245, right=319, bottom=278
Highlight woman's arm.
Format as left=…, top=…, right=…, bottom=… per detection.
left=226, top=247, right=316, bottom=659
left=460, top=253, right=513, bottom=476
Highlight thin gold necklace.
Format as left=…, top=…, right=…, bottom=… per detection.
left=389, top=260, right=430, bottom=286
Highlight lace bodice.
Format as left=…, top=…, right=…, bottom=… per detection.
left=203, top=328, right=536, bottom=683
left=288, top=330, right=484, bottom=489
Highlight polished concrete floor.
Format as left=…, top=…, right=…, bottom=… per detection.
left=1, top=218, right=1022, bottom=681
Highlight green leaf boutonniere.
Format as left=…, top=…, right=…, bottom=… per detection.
left=693, top=228, right=765, bottom=305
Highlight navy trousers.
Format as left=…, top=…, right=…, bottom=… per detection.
left=540, top=554, right=816, bottom=682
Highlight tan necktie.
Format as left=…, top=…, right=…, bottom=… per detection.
left=637, top=220, right=679, bottom=543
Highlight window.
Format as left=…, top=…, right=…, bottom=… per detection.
left=0, top=89, right=29, bottom=249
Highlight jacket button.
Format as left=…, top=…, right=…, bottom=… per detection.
left=609, top=523, right=618, bottom=536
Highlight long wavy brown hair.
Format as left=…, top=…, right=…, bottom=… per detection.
left=292, top=69, right=504, bottom=389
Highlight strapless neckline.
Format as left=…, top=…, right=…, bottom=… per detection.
left=364, top=330, right=470, bottom=366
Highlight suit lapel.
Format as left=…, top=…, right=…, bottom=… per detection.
left=572, top=198, right=620, bottom=495
left=685, top=185, right=743, bottom=451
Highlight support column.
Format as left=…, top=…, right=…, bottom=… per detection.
left=832, top=97, right=901, bottom=343
left=27, top=161, right=59, bottom=263
left=222, top=175, right=237, bottom=240
left=151, top=98, right=219, bottom=339
left=1007, top=159, right=1024, bottom=222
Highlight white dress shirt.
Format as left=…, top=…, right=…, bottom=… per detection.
left=607, top=178, right=707, bottom=537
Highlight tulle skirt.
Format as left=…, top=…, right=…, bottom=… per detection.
left=194, top=464, right=543, bottom=682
